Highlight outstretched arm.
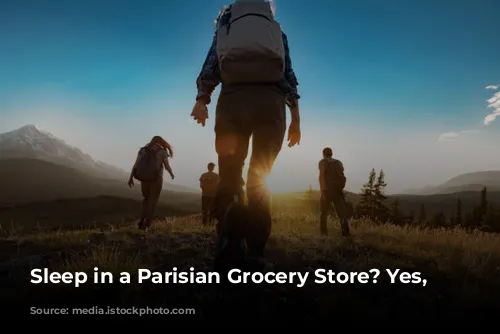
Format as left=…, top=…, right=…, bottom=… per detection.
left=163, top=153, right=174, bottom=179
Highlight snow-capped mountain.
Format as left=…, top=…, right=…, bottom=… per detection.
left=0, top=124, right=127, bottom=180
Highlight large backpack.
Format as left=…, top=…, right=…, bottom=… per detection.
left=325, top=159, right=347, bottom=191
left=133, top=147, right=163, bottom=182
left=215, top=0, right=286, bottom=85
left=201, top=172, right=219, bottom=194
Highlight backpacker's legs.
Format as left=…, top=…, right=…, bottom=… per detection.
left=320, top=190, right=350, bottom=236
left=211, top=118, right=251, bottom=274
left=201, top=195, right=215, bottom=226
left=319, top=192, right=331, bottom=236
left=332, top=191, right=350, bottom=236
left=140, top=178, right=163, bottom=230
left=246, top=103, right=286, bottom=261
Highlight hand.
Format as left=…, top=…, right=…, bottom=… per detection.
left=190, top=100, right=209, bottom=127
left=170, top=173, right=175, bottom=180
left=128, top=178, right=134, bottom=188
left=287, top=120, right=301, bottom=147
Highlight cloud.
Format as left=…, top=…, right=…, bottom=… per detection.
left=486, top=85, right=498, bottom=90
left=438, top=129, right=477, bottom=142
left=484, top=91, right=500, bottom=126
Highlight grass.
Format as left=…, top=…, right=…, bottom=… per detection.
left=1, top=210, right=500, bottom=326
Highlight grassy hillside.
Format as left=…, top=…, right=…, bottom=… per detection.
left=1, top=209, right=499, bottom=325
left=0, top=196, right=198, bottom=235
left=0, top=159, right=200, bottom=210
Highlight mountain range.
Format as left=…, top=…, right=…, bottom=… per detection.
left=0, top=125, right=198, bottom=208
left=1, top=124, right=500, bottom=217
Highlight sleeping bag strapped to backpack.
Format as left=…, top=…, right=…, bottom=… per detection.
left=215, top=0, right=286, bottom=85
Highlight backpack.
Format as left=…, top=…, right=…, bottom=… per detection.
left=133, top=147, right=163, bottom=182
left=201, top=172, right=219, bottom=194
left=325, top=159, right=346, bottom=191
left=215, top=0, right=286, bottom=85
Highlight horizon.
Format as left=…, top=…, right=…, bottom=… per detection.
left=1, top=0, right=500, bottom=194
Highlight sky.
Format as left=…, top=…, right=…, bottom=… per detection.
left=1, top=0, right=500, bottom=194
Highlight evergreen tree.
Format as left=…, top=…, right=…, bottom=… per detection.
left=358, top=168, right=377, bottom=218
left=373, top=169, right=389, bottom=221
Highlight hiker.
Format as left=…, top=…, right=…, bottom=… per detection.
left=318, top=147, right=350, bottom=237
left=191, top=0, right=301, bottom=273
left=199, top=162, right=219, bottom=225
left=128, top=136, right=175, bottom=231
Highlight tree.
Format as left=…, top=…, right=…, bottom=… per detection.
left=357, top=168, right=377, bottom=218
left=373, top=169, right=389, bottom=221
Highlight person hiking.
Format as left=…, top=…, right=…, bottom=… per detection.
left=128, top=136, right=175, bottom=231
left=318, top=147, right=350, bottom=237
left=199, top=162, right=219, bottom=225
left=190, top=0, right=301, bottom=274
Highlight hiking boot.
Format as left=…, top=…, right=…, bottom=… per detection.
left=214, top=202, right=248, bottom=276
left=139, top=219, right=152, bottom=232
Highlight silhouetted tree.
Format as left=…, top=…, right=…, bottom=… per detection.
left=357, top=168, right=376, bottom=218
left=373, top=169, right=389, bottom=221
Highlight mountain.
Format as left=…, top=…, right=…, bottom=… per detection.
left=0, top=125, right=195, bottom=193
left=0, top=158, right=199, bottom=211
left=403, top=170, right=500, bottom=195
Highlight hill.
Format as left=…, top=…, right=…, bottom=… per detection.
left=404, top=170, right=500, bottom=195
left=0, top=158, right=200, bottom=210
left=0, top=125, right=195, bottom=193
left=1, top=211, right=499, bottom=325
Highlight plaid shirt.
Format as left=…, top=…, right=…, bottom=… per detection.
left=195, top=6, right=300, bottom=107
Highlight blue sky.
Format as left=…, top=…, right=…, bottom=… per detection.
left=1, top=0, right=500, bottom=193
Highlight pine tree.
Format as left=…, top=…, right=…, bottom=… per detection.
left=373, top=169, right=389, bottom=221
left=358, top=168, right=377, bottom=218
